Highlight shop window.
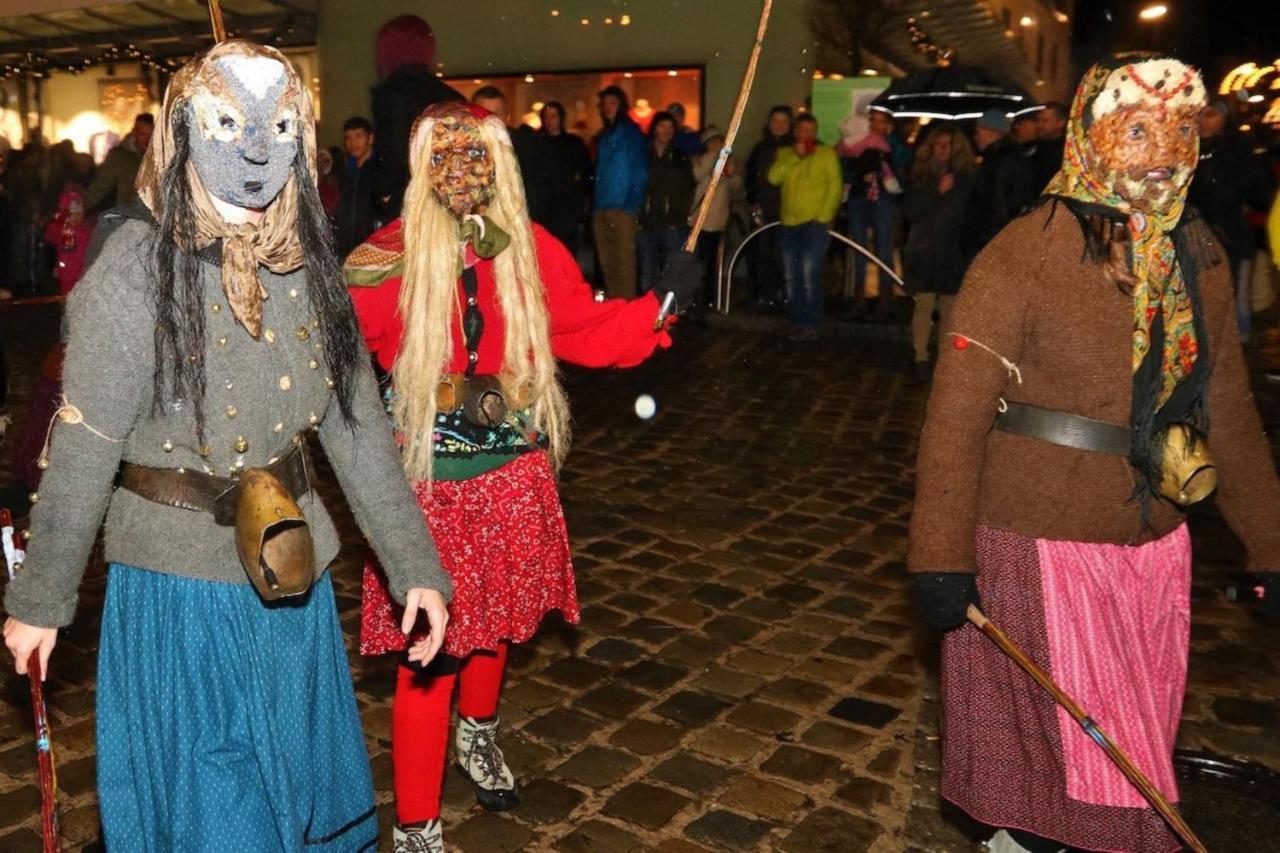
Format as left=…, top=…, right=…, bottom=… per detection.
left=446, top=66, right=704, bottom=140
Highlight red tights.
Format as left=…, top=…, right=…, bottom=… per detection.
left=391, top=643, right=509, bottom=824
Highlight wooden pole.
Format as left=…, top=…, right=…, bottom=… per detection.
left=682, top=0, right=773, bottom=254
left=29, top=655, right=59, bottom=853
left=207, top=0, right=227, bottom=42
left=967, top=605, right=1209, bottom=853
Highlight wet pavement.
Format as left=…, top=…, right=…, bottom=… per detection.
left=0, top=303, right=1277, bottom=852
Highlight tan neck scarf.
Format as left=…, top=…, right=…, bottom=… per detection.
left=187, top=162, right=304, bottom=338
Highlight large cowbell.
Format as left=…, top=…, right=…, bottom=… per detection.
left=234, top=469, right=315, bottom=601
left=187, top=54, right=299, bottom=208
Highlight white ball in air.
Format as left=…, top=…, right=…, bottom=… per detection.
left=634, top=394, right=657, bottom=420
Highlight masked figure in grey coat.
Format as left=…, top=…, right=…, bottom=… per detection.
left=3, top=39, right=452, bottom=851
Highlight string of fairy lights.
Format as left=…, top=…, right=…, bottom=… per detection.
left=1, top=43, right=182, bottom=81
left=1, top=17, right=303, bottom=82
left=906, top=15, right=954, bottom=66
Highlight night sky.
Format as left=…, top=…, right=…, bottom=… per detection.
left=1072, top=0, right=1280, bottom=85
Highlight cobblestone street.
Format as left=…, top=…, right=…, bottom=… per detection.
left=1, top=305, right=1278, bottom=852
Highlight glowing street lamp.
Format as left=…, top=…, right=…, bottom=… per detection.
left=1139, top=4, right=1168, bottom=21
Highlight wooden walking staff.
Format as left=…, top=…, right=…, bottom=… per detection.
left=28, top=654, right=59, bottom=853
left=681, top=0, right=774, bottom=254
left=206, top=0, right=227, bottom=42
left=2, top=511, right=60, bottom=853
left=966, top=605, right=1209, bottom=853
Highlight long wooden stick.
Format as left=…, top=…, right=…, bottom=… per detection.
left=683, top=0, right=773, bottom=254
left=29, top=655, right=59, bottom=853
left=207, top=0, right=227, bottom=42
left=967, top=605, right=1208, bottom=853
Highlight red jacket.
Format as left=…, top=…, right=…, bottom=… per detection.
left=44, top=186, right=95, bottom=296
left=349, top=221, right=671, bottom=374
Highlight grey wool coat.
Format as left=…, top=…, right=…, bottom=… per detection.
left=4, top=208, right=451, bottom=629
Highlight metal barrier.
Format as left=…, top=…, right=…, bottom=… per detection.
left=716, top=221, right=905, bottom=315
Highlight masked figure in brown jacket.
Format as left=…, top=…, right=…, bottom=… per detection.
left=909, top=55, right=1280, bottom=853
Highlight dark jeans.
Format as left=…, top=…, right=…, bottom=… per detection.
left=695, top=231, right=722, bottom=307
left=637, top=225, right=689, bottom=294
left=782, top=222, right=830, bottom=329
left=847, top=195, right=897, bottom=298
left=748, top=223, right=785, bottom=303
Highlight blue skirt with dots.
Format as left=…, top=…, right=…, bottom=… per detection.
left=95, top=564, right=378, bottom=852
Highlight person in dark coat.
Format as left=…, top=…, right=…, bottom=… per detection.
left=1030, top=101, right=1068, bottom=193
left=962, top=109, right=1037, bottom=265
left=637, top=111, right=696, bottom=294
left=1188, top=99, right=1273, bottom=339
left=82, top=113, right=153, bottom=214
left=471, top=87, right=573, bottom=243
left=744, top=106, right=794, bottom=307
left=903, top=124, right=976, bottom=380
left=337, top=116, right=379, bottom=257
left=539, top=101, right=593, bottom=254
left=370, top=15, right=463, bottom=221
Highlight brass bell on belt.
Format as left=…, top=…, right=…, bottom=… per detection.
left=1157, top=423, right=1217, bottom=506
left=234, top=469, right=315, bottom=601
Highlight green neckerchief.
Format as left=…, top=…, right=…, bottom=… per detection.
left=459, top=214, right=511, bottom=260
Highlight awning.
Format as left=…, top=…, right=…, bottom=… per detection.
left=874, top=0, right=1059, bottom=94
left=0, top=0, right=315, bottom=75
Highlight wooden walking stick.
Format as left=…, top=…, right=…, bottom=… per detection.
left=682, top=0, right=773, bottom=254
left=28, top=653, right=59, bottom=853
left=2, top=512, right=59, bottom=853
left=207, top=0, right=227, bottom=42
left=966, top=605, right=1209, bottom=853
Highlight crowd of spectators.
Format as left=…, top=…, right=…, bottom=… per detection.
left=4, top=14, right=1280, bottom=405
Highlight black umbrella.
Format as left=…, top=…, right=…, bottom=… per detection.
left=870, top=63, right=1036, bottom=120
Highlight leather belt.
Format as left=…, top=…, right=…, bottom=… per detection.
left=994, top=402, right=1130, bottom=456
left=120, top=441, right=312, bottom=527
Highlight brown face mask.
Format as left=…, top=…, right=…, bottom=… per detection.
left=428, top=113, right=496, bottom=218
left=1087, top=104, right=1199, bottom=214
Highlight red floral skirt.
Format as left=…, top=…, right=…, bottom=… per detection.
left=360, top=451, right=579, bottom=659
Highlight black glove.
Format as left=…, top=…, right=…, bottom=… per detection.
left=1251, top=572, right=1280, bottom=622
left=652, top=250, right=703, bottom=314
left=911, top=572, right=982, bottom=631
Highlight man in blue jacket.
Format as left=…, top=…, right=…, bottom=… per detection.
left=592, top=86, right=648, bottom=297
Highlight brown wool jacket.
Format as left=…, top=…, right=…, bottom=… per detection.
left=909, top=202, right=1280, bottom=574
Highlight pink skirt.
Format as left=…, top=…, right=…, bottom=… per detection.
left=360, top=451, right=579, bottom=659
left=941, top=524, right=1191, bottom=853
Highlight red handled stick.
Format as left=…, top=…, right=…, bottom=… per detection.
left=28, top=653, right=60, bottom=853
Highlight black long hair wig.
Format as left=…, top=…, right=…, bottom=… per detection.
left=149, top=106, right=361, bottom=443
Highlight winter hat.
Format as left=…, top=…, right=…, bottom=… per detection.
left=376, top=15, right=436, bottom=80
left=977, top=109, right=1011, bottom=133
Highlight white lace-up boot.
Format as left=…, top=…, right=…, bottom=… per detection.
left=455, top=715, right=520, bottom=811
left=393, top=818, right=443, bottom=853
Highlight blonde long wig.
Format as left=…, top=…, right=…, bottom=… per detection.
left=394, top=109, right=571, bottom=483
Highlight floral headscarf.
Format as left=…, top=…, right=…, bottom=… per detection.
left=1045, top=56, right=1206, bottom=407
